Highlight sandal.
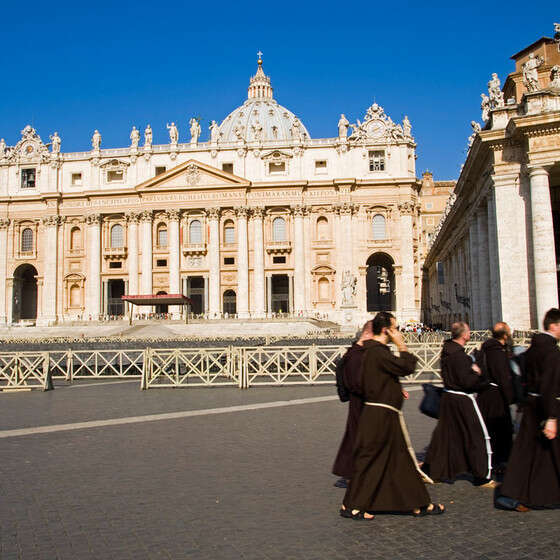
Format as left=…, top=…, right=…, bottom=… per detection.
left=413, top=503, right=445, bottom=517
left=340, top=506, right=374, bottom=520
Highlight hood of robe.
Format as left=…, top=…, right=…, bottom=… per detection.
left=530, top=332, right=558, bottom=350
left=442, top=339, right=465, bottom=358
left=481, top=337, right=504, bottom=352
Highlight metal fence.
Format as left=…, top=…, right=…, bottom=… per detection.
left=0, top=337, right=533, bottom=392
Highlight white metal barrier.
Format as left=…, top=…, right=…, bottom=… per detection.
left=0, top=352, right=53, bottom=391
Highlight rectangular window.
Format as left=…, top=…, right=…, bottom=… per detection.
left=437, top=262, right=445, bottom=285
left=109, top=261, right=122, bottom=269
left=426, top=202, right=433, bottom=210
left=107, top=170, right=124, bottom=183
left=155, top=166, right=166, bottom=176
left=224, top=257, right=235, bottom=265
left=156, top=259, right=167, bottom=267
left=273, top=256, right=286, bottom=264
left=222, top=163, right=234, bottom=174
left=71, top=173, right=83, bottom=186
left=21, top=168, right=36, bottom=189
left=368, top=151, right=385, bottom=172
left=314, top=160, right=327, bottom=174
left=269, top=162, right=286, bottom=174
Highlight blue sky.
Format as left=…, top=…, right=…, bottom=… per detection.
left=0, top=1, right=557, bottom=179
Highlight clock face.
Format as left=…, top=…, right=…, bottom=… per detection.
left=367, top=120, right=385, bottom=138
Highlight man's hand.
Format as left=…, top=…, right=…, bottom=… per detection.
left=543, top=418, right=557, bottom=440
left=402, top=390, right=409, bottom=400
left=388, top=328, right=407, bottom=352
left=471, top=363, right=482, bottom=375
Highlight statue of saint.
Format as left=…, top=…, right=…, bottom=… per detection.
left=233, top=124, right=245, bottom=142
left=0, top=138, right=5, bottom=157
left=144, top=125, right=153, bottom=147
left=522, top=53, right=544, bottom=93
left=338, top=114, right=349, bottom=139
left=50, top=132, right=61, bottom=153
left=252, top=120, right=263, bottom=142
left=480, top=93, right=491, bottom=122
left=130, top=126, right=140, bottom=148
left=402, top=115, right=412, bottom=137
left=209, top=120, right=220, bottom=143
left=291, top=118, right=303, bottom=142
left=189, top=118, right=201, bottom=144
left=91, top=130, right=101, bottom=150
left=487, top=73, right=504, bottom=108
left=167, top=122, right=179, bottom=144
left=341, top=270, right=357, bottom=306
left=550, top=65, right=560, bottom=89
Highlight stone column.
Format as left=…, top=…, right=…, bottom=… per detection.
left=126, top=212, right=140, bottom=300
left=529, top=167, right=558, bottom=323
left=292, top=205, right=306, bottom=314
left=267, top=274, right=272, bottom=315
left=140, top=211, right=153, bottom=295
left=398, top=201, right=416, bottom=320
left=467, top=219, right=480, bottom=328
left=0, top=219, right=9, bottom=324
left=41, top=215, right=63, bottom=325
left=168, top=209, right=181, bottom=318
left=236, top=207, right=249, bottom=318
left=252, top=207, right=266, bottom=318
left=486, top=190, right=501, bottom=324
left=207, top=207, right=221, bottom=317
left=86, top=214, right=102, bottom=320
left=476, top=204, right=491, bottom=330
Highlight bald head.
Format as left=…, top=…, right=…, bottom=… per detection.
left=492, top=322, right=511, bottom=342
left=358, top=320, right=374, bottom=343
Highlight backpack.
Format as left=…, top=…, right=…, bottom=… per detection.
left=335, top=348, right=352, bottom=402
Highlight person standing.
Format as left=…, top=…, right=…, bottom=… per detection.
left=423, top=322, right=495, bottom=487
left=341, top=312, right=443, bottom=519
left=496, top=308, right=560, bottom=511
left=477, top=322, right=514, bottom=471
left=332, top=321, right=373, bottom=487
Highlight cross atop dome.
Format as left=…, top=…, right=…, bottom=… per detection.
left=248, top=51, right=273, bottom=100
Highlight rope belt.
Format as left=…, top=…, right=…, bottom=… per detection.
left=489, top=382, right=498, bottom=388
left=528, top=392, right=541, bottom=397
left=443, top=389, right=492, bottom=479
left=364, top=401, right=434, bottom=484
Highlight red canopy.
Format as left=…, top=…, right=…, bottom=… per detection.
left=122, top=294, right=192, bottom=306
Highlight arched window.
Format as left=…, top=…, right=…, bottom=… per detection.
left=224, top=220, right=235, bottom=244
left=189, top=220, right=202, bottom=244
left=273, top=217, right=286, bottom=242
left=110, top=224, right=124, bottom=248
left=318, top=277, right=330, bottom=300
left=70, top=284, right=81, bottom=307
left=70, top=227, right=82, bottom=250
left=157, top=223, right=168, bottom=247
left=372, top=214, right=386, bottom=240
left=316, top=217, right=329, bottom=240
left=21, top=228, right=33, bottom=252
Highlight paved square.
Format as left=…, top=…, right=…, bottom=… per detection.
left=1, top=381, right=558, bottom=559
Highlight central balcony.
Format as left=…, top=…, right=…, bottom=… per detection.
left=103, top=246, right=127, bottom=260
left=182, top=243, right=208, bottom=256
left=266, top=241, right=292, bottom=254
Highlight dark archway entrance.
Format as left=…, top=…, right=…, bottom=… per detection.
left=155, top=290, right=168, bottom=314
left=187, top=276, right=205, bottom=314
left=366, top=253, right=395, bottom=312
left=108, top=279, right=125, bottom=316
left=12, top=264, right=38, bottom=322
left=271, top=274, right=290, bottom=313
left=223, top=290, right=236, bottom=315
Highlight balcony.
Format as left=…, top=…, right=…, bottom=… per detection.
left=103, top=246, right=127, bottom=260
left=266, top=241, right=292, bottom=254
left=182, top=243, right=207, bottom=256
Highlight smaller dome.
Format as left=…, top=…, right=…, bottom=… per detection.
left=218, top=56, right=310, bottom=144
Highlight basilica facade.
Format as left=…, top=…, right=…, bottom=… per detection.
left=0, top=57, right=451, bottom=326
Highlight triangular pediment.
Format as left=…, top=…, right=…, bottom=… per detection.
left=135, top=159, right=250, bottom=191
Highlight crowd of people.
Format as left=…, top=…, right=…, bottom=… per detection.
left=333, top=309, right=560, bottom=519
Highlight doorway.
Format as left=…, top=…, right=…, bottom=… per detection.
left=12, top=264, right=38, bottom=322
left=366, top=253, right=395, bottom=312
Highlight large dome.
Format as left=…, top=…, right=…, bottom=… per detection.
left=217, top=57, right=310, bottom=144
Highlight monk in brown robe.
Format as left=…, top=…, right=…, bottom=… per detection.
left=496, top=308, right=560, bottom=511
left=423, top=322, right=495, bottom=487
left=341, top=312, right=444, bottom=520
left=332, top=321, right=373, bottom=485
left=477, top=322, right=514, bottom=470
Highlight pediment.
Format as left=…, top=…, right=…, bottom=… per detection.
left=135, top=159, right=250, bottom=192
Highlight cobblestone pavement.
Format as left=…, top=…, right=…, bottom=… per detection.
left=1, top=381, right=558, bottom=559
